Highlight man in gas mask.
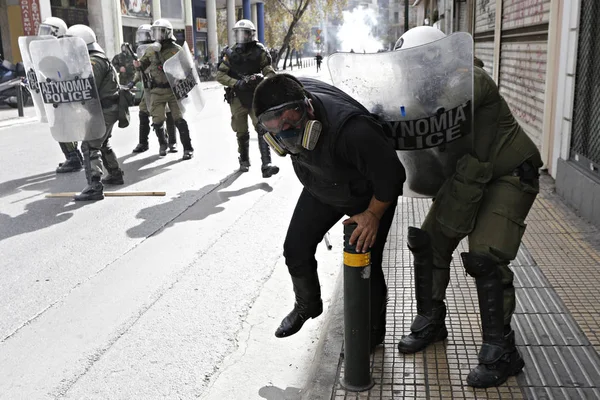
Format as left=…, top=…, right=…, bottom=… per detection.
left=65, top=25, right=124, bottom=201
left=252, top=74, right=405, bottom=349
left=216, top=19, right=279, bottom=178
left=393, top=27, right=543, bottom=388
left=134, top=19, right=194, bottom=160
left=38, top=17, right=84, bottom=174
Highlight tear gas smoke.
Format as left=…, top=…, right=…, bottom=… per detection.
left=337, top=7, right=384, bottom=53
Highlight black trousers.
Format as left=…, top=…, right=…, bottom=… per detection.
left=283, top=188, right=397, bottom=297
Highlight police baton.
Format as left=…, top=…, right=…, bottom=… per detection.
left=340, top=223, right=375, bottom=392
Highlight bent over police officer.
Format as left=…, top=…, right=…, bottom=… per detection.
left=216, top=19, right=279, bottom=178
left=393, top=27, right=543, bottom=388
left=38, top=17, right=84, bottom=174
left=134, top=19, right=194, bottom=160
left=65, top=25, right=124, bottom=201
left=253, top=74, right=405, bottom=348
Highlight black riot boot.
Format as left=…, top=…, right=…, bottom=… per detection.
left=101, top=169, right=124, bottom=185
left=74, top=176, right=104, bottom=201
left=175, top=119, right=194, bottom=160
left=462, top=252, right=525, bottom=388
left=237, top=133, right=250, bottom=172
left=153, top=123, right=168, bottom=156
left=258, top=132, right=279, bottom=178
left=275, top=273, right=323, bottom=338
left=166, top=111, right=178, bottom=153
left=56, top=151, right=83, bottom=173
left=133, top=112, right=150, bottom=153
left=397, top=227, right=448, bottom=354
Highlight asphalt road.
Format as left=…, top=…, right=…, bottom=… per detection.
left=0, top=66, right=342, bottom=399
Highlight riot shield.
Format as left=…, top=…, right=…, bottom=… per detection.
left=163, top=42, right=206, bottom=120
left=18, top=35, right=57, bottom=123
left=136, top=43, right=160, bottom=59
left=29, top=37, right=106, bottom=142
left=135, top=43, right=159, bottom=106
left=328, top=32, right=474, bottom=197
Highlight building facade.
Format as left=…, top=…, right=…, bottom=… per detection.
left=0, top=0, right=266, bottom=64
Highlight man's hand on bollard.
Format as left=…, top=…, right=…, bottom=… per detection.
left=343, top=210, right=380, bottom=253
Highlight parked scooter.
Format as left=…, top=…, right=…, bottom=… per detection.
left=0, top=56, right=30, bottom=108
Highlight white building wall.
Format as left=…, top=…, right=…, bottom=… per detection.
left=551, top=0, right=581, bottom=177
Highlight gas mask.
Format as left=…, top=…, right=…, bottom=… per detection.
left=258, top=98, right=322, bottom=156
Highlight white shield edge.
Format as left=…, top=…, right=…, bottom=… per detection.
left=18, top=35, right=56, bottom=123
left=29, top=37, right=106, bottom=143
left=163, top=42, right=206, bottom=121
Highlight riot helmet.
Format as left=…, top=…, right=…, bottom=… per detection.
left=233, top=19, right=256, bottom=45
left=38, top=17, right=68, bottom=38
left=151, top=19, right=175, bottom=42
left=394, top=26, right=446, bottom=51
left=136, top=24, right=153, bottom=44
left=65, top=24, right=104, bottom=53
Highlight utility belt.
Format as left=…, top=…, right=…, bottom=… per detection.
left=511, top=158, right=540, bottom=184
left=101, top=95, right=119, bottom=108
left=151, top=82, right=171, bottom=89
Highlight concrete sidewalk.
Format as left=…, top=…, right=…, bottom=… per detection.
left=309, top=173, right=600, bottom=400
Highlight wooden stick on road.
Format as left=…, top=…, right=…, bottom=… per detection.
left=45, top=192, right=166, bottom=198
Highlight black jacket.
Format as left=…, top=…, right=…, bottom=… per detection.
left=292, top=78, right=405, bottom=211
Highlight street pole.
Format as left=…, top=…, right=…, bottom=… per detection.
left=340, top=223, right=374, bottom=392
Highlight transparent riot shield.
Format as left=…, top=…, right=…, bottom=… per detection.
left=163, top=43, right=206, bottom=121
left=29, top=37, right=106, bottom=142
left=135, top=43, right=159, bottom=107
left=18, top=35, right=56, bottom=123
left=328, top=32, right=474, bottom=197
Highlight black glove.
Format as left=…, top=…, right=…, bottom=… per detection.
left=234, top=79, right=245, bottom=91
left=127, top=81, right=135, bottom=90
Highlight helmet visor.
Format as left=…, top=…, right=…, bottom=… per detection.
left=258, top=99, right=308, bottom=134
left=136, top=30, right=152, bottom=43
left=234, top=29, right=253, bottom=44
left=38, top=24, right=56, bottom=37
left=151, top=26, right=169, bottom=41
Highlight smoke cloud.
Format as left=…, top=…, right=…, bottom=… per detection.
left=336, top=7, right=384, bottom=53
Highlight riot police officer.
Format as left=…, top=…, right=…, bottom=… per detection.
left=112, top=43, right=135, bottom=85
left=130, top=24, right=178, bottom=154
left=38, top=17, right=83, bottom=174
left=134, top=19, right=193, bottom=160
left=216, top=19, right=279, bottom=178
left=392, top=27, right=543, bottom=388
left=66, top=25, right=124, bottom=201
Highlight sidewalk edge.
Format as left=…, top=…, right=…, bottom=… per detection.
left=301, top=268, right=344, bottom=400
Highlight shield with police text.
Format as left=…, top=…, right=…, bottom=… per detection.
left=163, top=42, right=205, bottom=120
left=327, top=32, right=474, bottom=197
left=29, top=37, right=105, bottom=142
left=18, top=35, right=57, bottom=123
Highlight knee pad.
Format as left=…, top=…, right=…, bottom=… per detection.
left=461, top=252, right=499, bottom=278
left=407, top=226, right=431, bottom=252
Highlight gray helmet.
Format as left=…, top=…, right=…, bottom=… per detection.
left=136, top=24, right=153, bottom=44
left=233, top=19, right=256, bottom=44
left=151, top=19, right=175, bottom=42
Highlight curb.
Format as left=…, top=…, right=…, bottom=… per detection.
left=301, top=269, right=344, bottom=400
left=0, top=116, right=37, bottom=129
